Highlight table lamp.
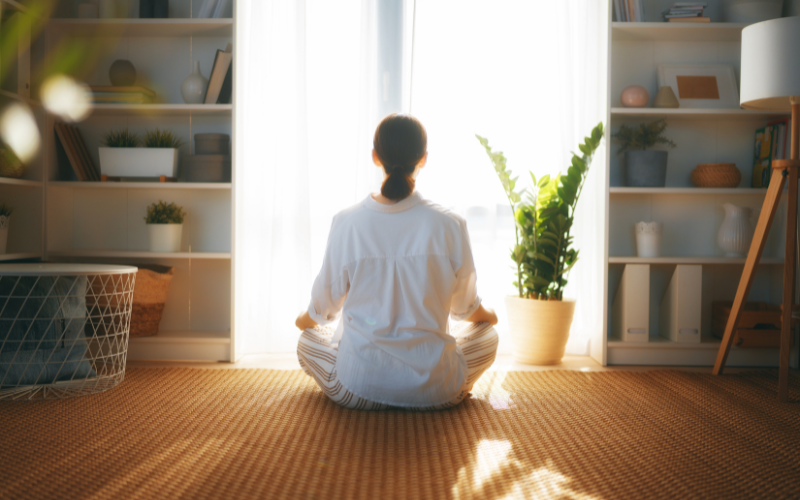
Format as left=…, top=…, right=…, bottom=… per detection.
left=714, top=16, right=800, bottom=402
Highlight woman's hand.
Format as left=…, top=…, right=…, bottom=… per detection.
left=466, top=304, right=498, bottom=325
left=295, top=310, right=319, bottom=331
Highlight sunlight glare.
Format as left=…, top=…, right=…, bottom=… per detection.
left=41, top=74, right=92, bottom=122
left=0, top=103, right=40, bottom=163
left=472, top=439, right=513, bottom=491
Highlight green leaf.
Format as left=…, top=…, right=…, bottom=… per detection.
left=538, top=174, right=551, bottom=188
left=578, top=143, right=590, bottom=155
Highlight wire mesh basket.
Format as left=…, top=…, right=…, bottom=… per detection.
left=0, top=264, right=137, bottom=401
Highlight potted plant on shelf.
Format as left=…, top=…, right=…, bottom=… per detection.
left=613, top=118, right=676, bottom=187
left=144, top=200, right=186, bottom=253
left=99, top=128, right=182, bottom=179
left=0, top=142, right=26, bottom=179
left=477, top=122, right=604, bottom=365
left=0, top=203, right=13, bottom=254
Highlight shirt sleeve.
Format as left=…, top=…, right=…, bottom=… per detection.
left=307, top=216, right=350, bottom=326
left=449, top=219, right=482, bottom=321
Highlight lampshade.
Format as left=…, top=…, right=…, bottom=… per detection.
left=740, top=16, right=800, bottom=111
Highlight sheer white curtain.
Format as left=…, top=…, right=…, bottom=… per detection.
left=410, top=0, right=608, bottom=355
left=234, top=0, right=382, bottom=355
left=235, top=0, right=607, bottom=356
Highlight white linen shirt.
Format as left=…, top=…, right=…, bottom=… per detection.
left=307, top=191, right=482, bottom=407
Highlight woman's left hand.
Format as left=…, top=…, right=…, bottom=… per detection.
left=295, top=310, right=318, bottom=331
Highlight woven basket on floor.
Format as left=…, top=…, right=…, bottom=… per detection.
left=130, top=265, right=174, bottom=337
left=691, top=163, right=741, bottom=188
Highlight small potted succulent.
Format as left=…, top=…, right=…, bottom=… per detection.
left=0, top=203, right=13, bottom=254
left=144, top=200, right=186, bottom=252
left=99, top=128, right=182, bottom=179
left=477, top=122, right=604, bottom=365
left=613, top=118, right=676, bottom=187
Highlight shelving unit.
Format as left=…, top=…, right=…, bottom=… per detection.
left=600, top=1, right=798, bottom=368
left=1, top=0, right=238, bottom=361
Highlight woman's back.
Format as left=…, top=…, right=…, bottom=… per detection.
left=308, top=191, right=481, bottom=407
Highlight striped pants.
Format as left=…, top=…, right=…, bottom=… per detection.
left=297, top=322, right=499, bottom=411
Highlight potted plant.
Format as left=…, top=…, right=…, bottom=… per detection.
left=612, top=118, right=676, bottom=187
left=99, top=128, right=182, bottom=179
left=144, top=200, right=186, bottom=252
left=0, top=203, right=12, bottom=254
left=0, top=142, right=26, bottom=179
left=477, top=122, right=604, bottom=365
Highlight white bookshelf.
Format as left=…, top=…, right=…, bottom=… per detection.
left=5, top=0, right=238, bottom=362
left=601, top=1, right=797, bottom=367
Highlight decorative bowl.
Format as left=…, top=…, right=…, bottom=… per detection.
left=691, top=163, right=741, bottom=188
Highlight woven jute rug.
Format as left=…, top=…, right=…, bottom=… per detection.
left=0, top=368, right=798, bottom=500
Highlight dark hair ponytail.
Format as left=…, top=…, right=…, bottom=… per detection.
left=373, top=113, right=427, bottom=201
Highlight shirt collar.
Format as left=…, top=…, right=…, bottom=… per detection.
left=363, top=190, right=423, bottom=213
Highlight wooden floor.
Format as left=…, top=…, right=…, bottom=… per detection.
left=128, top=353, right=768, bottom=373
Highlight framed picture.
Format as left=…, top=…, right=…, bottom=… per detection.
left=657, top=64, right=739, bottom=109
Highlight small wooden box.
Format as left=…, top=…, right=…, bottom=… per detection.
left=712, top=301, right=796, bottom=348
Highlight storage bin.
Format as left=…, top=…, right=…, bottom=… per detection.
left=194, top=133, right=230, bottom=154
left=182, top=154, right=231, bottom=182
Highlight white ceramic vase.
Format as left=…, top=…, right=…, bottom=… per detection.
left=718, top=203, right=753, bottom=257
left=635, top=221, right=662, bottom=258
left=180, top=61, right=208, bottom=104
left=0, top=216, right=9, bottom=254
left=505, top=296, right=576, bottom=365
left=147, top=224, right=183, bottom=253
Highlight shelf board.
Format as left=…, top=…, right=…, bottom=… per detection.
left=0, top=253, right=42, bottom=262
left=0, top=89, right=42, bottom=108
left=49, top=250, right=231, bottom=259
left=608, top=336, right=722, bottom=349
left=87, top=104, right=232, bottom=116
left=47, top=18, right=233, bottom=38
left=48, top=181, right=231, bottom=189
left=129, top=330, right=230, bottom=344
left=0, top=177, right=42, bottom=188
left=608, top=256, right=784, bottom=265
left=610, top=187, right=766, bottom=195
left=611, top=108, right=789, bottom=120
left=1, top=0, right=30, bottom=14
left=611, top=22, right=750, bottom=42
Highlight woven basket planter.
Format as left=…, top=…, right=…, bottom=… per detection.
left=130, top=265, right=174, bottom=337
left=691, top=163, right=741, bottom=188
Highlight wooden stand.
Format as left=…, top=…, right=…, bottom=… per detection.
left=714, top=99, right=800, bottom=402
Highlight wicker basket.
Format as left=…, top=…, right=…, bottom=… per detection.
left=130, top=265, right=174, bottom=337
left=691, top=163, right=741, bottom=188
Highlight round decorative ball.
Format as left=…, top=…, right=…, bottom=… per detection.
left=109, top=59, right=136, bottom=87
left=621, top=85, right=650, bottom=108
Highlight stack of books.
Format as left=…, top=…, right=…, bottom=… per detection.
left=54, top=122, right=100, bottom=182
left=752, top=119, right=790, bottom=188
left=90, top=86, right=156, bottom=104
left=614, top=0, right=646, bottom=22
left=662, top=3, right=709, bottom=23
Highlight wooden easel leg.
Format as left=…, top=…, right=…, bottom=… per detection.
left=713, top=170, right=788, bottom=375
left=780, top=169, right=798, bottom=402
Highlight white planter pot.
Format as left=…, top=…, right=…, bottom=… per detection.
left=147, top=224, right=183, bottom=253
left=99, top=147, right=179, bottom=178
left=505, top=296, right=576, bottom=365
left=0, top=216, right=9, bottom=254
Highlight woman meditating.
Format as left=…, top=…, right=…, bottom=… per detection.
left=295, top=113, right=499, bottom=410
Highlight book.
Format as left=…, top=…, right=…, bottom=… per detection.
left=205, top=48, right=233, bottom=104
left=669, top=16, right=710, bottom=22
left=612, top=264, right=650, bottom=342
left=768, top=118, right=790, bottom=161
left=614, top=0, right=625, bottom=21
left=198, top=0, right=218, bottom=18
left=54, top=122, right=87, bottom=181
left=212, top=0, right=231, bottom=18
left=659, top=265, right=702, bottom=343
left=752, top=125, right=775, bottom=188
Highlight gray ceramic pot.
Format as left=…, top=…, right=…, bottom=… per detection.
left=625, top=150, right=668, bottom=187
